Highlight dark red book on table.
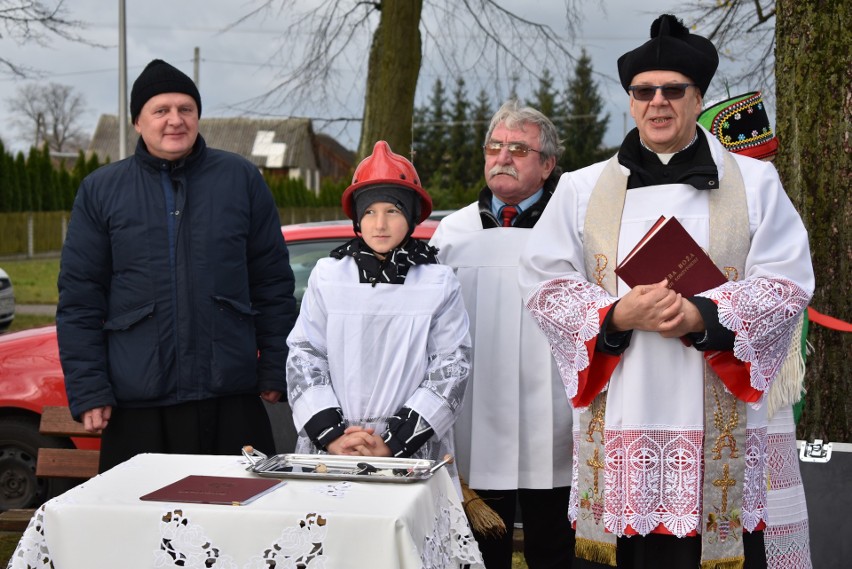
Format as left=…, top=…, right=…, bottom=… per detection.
left=615, top=215, right=727, bottom=297
left=140, top=475, right=284, bottom=506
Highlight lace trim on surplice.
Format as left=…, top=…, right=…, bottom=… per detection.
left=567, top=426, right=767, bottom=538
left=764, top=518, right=813, bottom=569
left=525, top=277, right=616, bottom=399
left=423, top=345, right=472, bottom=414
left=286, top=340, right=332, bottom=406
left=699, top=276, right=810, bottom=393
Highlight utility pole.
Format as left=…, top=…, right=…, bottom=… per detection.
left=118, top=0, right=128, bottom=159
left=194, top=47, right=200, bottom=88
left=35, top=112, right=43, bottom=147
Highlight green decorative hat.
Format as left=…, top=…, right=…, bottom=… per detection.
left=698, top=91, right=778, bottom=159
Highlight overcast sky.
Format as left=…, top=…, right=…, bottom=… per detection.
left=0, top=0, right=762, bottom=155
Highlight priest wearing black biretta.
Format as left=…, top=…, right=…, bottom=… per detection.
left=518, top=12, right=815, bottom=569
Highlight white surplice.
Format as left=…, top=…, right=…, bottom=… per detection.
left=286, top=256, right=471, bottom=488
left=431, top=205, right=573, bottom=490
left=518, top=129, right=814, bottom=538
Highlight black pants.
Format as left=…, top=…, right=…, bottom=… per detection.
left=573, top=531, right=768, bottom=569
left=98, top=394, right=276, bottom=472
left=472, top=487, right=574, bottom=569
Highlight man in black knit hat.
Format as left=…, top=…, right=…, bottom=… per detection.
left=518, top=14, right=814, bottom=569
left=57, top=59, right=297, bottom=472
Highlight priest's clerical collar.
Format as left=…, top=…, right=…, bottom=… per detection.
left=618, top=128, right=719, bottom=190
left=639, top=131, right=699, bottom=164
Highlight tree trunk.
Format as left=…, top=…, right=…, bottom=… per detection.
left=357, top=0, right=423, bottom=161
left=776, top=0, right=851, bottom=442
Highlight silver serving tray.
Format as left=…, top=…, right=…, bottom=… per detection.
left=246, top=453, right=438, bottom=484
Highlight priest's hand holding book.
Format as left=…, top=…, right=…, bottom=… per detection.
left=608, top=278, right=705, bottom=338
left=608, top=215, right=729, bottom=342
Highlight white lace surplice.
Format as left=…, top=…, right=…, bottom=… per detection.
left=286, top=258, right=471, bottom=488
left=764, top=406, right=813, bottom=569
left=519, top=146, right=814, bottom=539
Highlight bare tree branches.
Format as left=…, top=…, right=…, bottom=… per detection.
left=224, top=0, right=380, bottom=115
left=0, top=0, right=89, bottom=77
left=6, top=82, right=89, bottom=151
left=229, top=0, right=584, bottom=119
left=679, top=0, right=776, bottom=95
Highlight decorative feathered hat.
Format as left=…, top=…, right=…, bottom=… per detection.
left=698, top=92, right=778, bottom=159
left=617, top=14, right=718, bottom=95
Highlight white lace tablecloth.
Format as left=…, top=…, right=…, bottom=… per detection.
left=7, top=453, right=484, bottom=569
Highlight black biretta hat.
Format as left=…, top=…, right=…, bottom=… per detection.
left=130, top=59, right=202, bottom=123
left=617, top=14, right=718, bottom=95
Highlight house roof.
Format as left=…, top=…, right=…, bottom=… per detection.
left=87, top=115, right=349, bottom=176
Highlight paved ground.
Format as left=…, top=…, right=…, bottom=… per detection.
left=15, top=304, right=56, bottom=316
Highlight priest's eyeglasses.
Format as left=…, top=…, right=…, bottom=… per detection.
left=628, top=83, right=697, bottom=101
left=483, top=141, right=542, bottom=157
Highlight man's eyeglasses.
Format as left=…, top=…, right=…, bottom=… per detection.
left=483, top=141, right=541, bottom=157
left=627, top=83, right=697, bottom=101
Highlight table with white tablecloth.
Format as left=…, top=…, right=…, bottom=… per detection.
left=7, top=453, right=484, bottom=569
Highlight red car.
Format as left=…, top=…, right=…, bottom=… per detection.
left=0, top=220, right=439, bottom=510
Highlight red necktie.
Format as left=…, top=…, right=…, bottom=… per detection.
left=500, top=205, right=518, bottom=227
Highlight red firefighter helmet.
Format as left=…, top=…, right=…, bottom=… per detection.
left=342, top=141, right=433, bottom=223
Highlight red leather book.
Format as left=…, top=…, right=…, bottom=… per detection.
left=615, top=215, right=727, bottom=297
left=140, top=475, right=284, bottom=506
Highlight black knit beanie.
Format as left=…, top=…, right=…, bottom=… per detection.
left=130, top=59, right=202, bottom=123
left=354, top=185, right=420, bottom=230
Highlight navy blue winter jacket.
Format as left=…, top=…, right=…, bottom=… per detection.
left=57, top=135, right=297, bottom=420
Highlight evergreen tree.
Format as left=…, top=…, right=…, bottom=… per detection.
left=67, top=149, right=90, bottom=204
left=317, top=178, right=346, bottom=207
left=411, top=103, right=430, bottom=178
left=15, top=152, right=31, bottom=211
left=446, top=77, right=475, bottom=195
left=32, top=144, right=57, bottom=211
left=468, top=89, right=493, bottom=192
left=56, top=166, right=73, bottom=211
left=416, top=78, right=449, bottom=190
left=529, top=69, right=560, bottom=119
left=507, top=73, right=520, bottom=104
left=561, top=49, right=610, bottom=172
left=0, top=141, right=9, bottom=212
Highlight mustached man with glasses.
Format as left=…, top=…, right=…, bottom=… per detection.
left=518, top=14, right=814, bottom=569
left=430, top=100, right=575, bottom=569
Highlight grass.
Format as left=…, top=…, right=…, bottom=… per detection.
left=6, top=313, right=56, bottom=333
left=1, top=258, right=59, bottom=333
left=2, top=258, right=60, bottom=304
left=1, top=533, right=20, bottom=565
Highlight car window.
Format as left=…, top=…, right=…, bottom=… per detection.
left=287, top=239, right=348, bottom=307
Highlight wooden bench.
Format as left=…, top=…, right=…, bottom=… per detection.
left=36, top=406, right=100, bottom=479
left=0, top=406, right=100, bottom=533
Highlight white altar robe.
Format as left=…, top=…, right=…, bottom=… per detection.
left=519, top=132, right=814, bottom=537
left=431, top=205, right=573, bottom=490
left=286, top=257, right=471, bottom=489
